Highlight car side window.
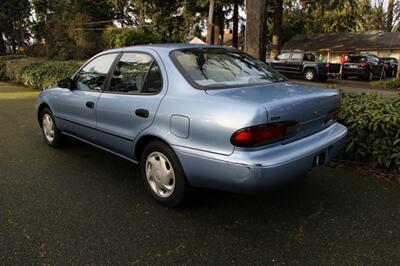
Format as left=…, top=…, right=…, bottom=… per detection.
left=291, top=53, right=303, bottom=61
left=277, top=53, right=290, bottom=60
left=75, top=53, right=118, bottom=91
left=303, top=54, right=315, bottom=61
left=108, top=53, right=162, bottom=94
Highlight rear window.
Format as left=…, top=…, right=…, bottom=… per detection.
left=348, top=56, right=367, bottom=63
left=170, top=48, right=287, bottom=89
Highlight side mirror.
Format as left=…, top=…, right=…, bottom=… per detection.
left=58, top=78, right=76, bottom=90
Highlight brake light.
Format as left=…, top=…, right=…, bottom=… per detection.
left=230, top=122, right=298, bottom=147
left=359, top=62, right=369, bottom=67
left=325, top=107, right=341, bottom=124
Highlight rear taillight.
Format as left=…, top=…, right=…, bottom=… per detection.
left=359, top=62, right=369, bottom=67
left=325, top=107, right=341, bottom=124
left=230, top=121, right=298, bottom=147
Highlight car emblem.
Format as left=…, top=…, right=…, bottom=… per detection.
left=314, top=110, right=319, bottom=115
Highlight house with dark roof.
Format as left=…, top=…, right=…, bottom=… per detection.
left=282, top=31, right=400, bottom=63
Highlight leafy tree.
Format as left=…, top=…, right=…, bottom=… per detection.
left=0, top=0, right=31, bottom=54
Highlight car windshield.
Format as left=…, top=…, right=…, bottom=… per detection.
left=348, top=56, right=367, bottom=63
left=171, top=48, right=287, bottom=89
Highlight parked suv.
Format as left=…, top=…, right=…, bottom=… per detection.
left=342, top=55, right=385, bottom=81
left=381, top=57, right=398, bottom=77
left=265, top=52, right=337, bottom=82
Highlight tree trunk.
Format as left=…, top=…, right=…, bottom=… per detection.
left=207, top=0, right=215, bottom=45
left=135, top=0, right=145, bottom=26
left=245, top=0, right=267, bottom=61
left=217, top=5, right=224, bottom=45
left=386, top=0, right=394, bottom=32
left=270, top=0, right=283, bottom=59
left=232, top=0, right=239, bottom=48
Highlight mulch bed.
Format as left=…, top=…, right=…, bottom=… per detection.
left=330, top=159, right=400, bottom=181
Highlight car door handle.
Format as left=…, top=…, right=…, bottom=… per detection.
left=86, top=101, right=95, bottom=108
left=135, top=109, right=149, bottom=118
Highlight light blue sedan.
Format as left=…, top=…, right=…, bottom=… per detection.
left=36, top=44, right=347, bottom=206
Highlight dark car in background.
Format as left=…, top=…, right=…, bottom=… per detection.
left=381, top=57, right=398, bottom=77
left=342, top=55, right=385, bottom=81
left=265, top=51, right=340, bottom=82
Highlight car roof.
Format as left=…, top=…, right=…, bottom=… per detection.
left=123, top=43, right=234, bottom=51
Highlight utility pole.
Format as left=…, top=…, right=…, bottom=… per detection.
left=245, top=0, right=267, bottom=60
left=206, top=0, right=215, bottom=45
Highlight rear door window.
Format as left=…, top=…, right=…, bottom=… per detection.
left=303, top=54, right=315, bottom=61
left=107, top=53, right=163, bottom=94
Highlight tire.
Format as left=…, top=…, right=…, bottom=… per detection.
left=41, top=107, right=67, bottom=147
left=365, top=71, right=373, bottom=81
left=303, top=68, right=316, bottom=81
left=140, top=140, right=188, bottom=207
left=341, top=75, right=348, bottom=80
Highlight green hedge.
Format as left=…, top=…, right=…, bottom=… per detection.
left=0, top=56, right=82, bottom=90
left=0, top=54, right=25, bottom=80
left=5, top=58, right=45, bottom=81
left=19, top=60, right=82, bottom=90
left=384, top=79, right=400, bottom=89
left=339, top=92, right=400, bottom=171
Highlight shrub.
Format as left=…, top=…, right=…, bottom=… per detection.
left=339, top=92, right=400, bottom=171
left=0, top=54, right=25, bottom=80
left=20, top=60, right=82, bottom=90
left=384, top=79, right=400, bottom=90
left=5, top=58, right=45, bottom=81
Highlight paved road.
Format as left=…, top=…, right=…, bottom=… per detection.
left=294, top=78, right=399, bottom=96
left=1, top=82, right=400, bottom=264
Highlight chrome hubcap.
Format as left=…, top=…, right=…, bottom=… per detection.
left=145, top=152, right=175, bottom=198
left=306, top=71, right=313, bottom=80
left=42, top=114, right=55, bottom=143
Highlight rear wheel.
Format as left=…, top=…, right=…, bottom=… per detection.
left=303, top=69, right=316, bottom=81
left=140, top=140, right=188, bottom=207
left=41, top=107, right=67, bottom=147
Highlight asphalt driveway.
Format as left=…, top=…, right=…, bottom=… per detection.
left=1, top=82, right=400, bottom=264
left=294, top=78, right=399, bottom=96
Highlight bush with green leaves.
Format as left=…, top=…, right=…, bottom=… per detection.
left=5, top=58, right=45, bottom=81
left=384, top=79, right=400, bottom=90
left=19, top=60, right=82, bottom=90
left=0, top=54, right=25, bottom=80
left=339, top=92, right=400, bottom=171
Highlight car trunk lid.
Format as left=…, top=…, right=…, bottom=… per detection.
left=205, top=82, right=340, bottom=143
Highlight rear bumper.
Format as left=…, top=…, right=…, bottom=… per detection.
left=173, top=123, right=347, bottom=193
left=343, top=68, right=369, bottom=77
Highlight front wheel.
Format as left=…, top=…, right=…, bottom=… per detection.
left=365, top=71, right=373, bottom=81
left=41, top=107, right=67, bottom=147
left=140, top=140, right=188, bottom=207
left=303, top=69, right=316, bottom=81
